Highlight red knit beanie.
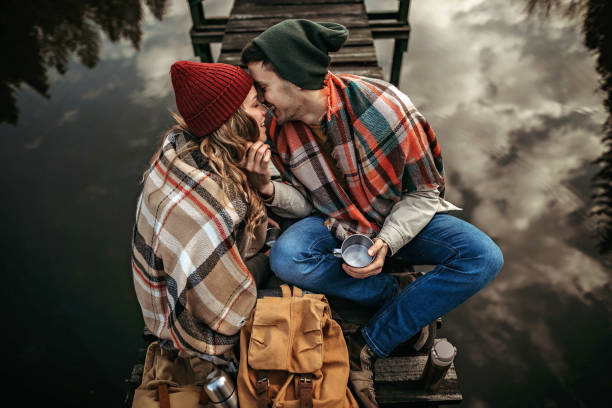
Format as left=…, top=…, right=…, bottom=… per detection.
left=170, top=61, right=253, bottom=137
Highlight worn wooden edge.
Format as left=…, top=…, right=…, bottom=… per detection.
left=225, top=15, right=370, bottom=32
left=235, top=0, right=364, bottom=5
left=220, top=28, right=374, bottom=51
left=219, top=48, right=378, bottom=67
left=375, top=355, right=457, bottom=383
left=374, top=342, right=463, bottom=406
left=231, top=2, right=365, bottom=17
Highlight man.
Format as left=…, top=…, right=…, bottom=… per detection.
left=240, top=19, right=503, bottom=407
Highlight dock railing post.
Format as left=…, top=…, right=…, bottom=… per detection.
left=187, top=0, right=227, bottom=62
left=367, top=0, right=411, bottom=86
left=390, top=0, right=411, bottom=86
left=188, top=0, right=205, bottom=26
left=187, top=0, right=212, bottom=62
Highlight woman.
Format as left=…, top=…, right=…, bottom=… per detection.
left=131, top=61, right=273, bottom=358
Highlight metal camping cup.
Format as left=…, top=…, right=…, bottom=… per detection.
left=333, top=234, right=375, bottom=268
left=203, top=367, right=239, bottom=408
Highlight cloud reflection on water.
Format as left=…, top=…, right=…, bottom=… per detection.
left=0, top=0, right=610, bottom=406
left=391, top=0, right=611, bottom=405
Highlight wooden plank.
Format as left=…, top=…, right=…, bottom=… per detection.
left=231, top=3, right=365, bottom=18
left=190, top=30, right=224, bottom=44
left=237, top=0, right=363, bottom=4
left=225, top=15, right=369, bottom=32
left=374, top=349, right=463, bottom=406
left=221, top=28, right=374, bottom=51
left=219, top=0, right=384, bottom=82
left=219, top=46, right=377, bottom=66
left=375, top=355, right=455, bottom=382
left=371, top=26, right=411, bottom=40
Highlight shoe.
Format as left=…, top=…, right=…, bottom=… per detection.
left=347, top=331, right=379, bottom=408
left=403, top=321, right=436, bottom=354
left=412, top=324, right=429, bottom=351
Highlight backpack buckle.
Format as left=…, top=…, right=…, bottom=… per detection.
left=256, top=375, right=270, bottom=407
left=299, top=376, right=312, bottom=384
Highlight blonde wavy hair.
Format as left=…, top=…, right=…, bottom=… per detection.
left=146, top=108, right=267, bottom=245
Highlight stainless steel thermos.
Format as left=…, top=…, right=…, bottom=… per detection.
left=422, top=339, right=457, bottom=392
left=203, top=367, right=238, bottom=408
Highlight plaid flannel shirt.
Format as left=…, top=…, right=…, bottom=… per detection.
left=269, top=72, right=445, bottom=240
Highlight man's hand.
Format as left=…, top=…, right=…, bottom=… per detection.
left=241, top=141, right=274, bottom=196
left=342, top=238, right=389, bottom=279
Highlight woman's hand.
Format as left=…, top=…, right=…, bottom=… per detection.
left=242, top=141, right=274, bottom=197
left=342, top=238, right=389, bottom=279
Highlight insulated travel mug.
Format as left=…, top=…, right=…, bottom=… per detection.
left=204, top=367, right=238, bottom=408
left=422, top=339, right=457, bottom=392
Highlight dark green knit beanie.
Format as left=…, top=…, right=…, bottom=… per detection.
left=253, top=19, right=349, bottom=90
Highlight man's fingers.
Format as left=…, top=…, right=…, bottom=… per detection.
left=342, top=262, right=382, bottom=279
left=342, top=239, right=387, bottom=279
left=368, top=240, right=385, bottom=256
left=343, top=265, right=381, bottom=279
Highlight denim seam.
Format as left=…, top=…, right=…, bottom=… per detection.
left=361, top=326, right=388, bottom=358
left=308, top=234, right=337, bottom=253
left=407, top=235, right=462, bottom=261
left=361, top=276, right=403, bottom=357
left=289, top=234, right=337, bottom=265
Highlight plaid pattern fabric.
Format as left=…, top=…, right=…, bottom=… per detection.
left=269, top=73, right=445, bottom=239
left=131, top=131, right=257, bottom=356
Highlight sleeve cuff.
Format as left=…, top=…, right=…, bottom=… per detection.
left=377, top=224, right=406, bottom=256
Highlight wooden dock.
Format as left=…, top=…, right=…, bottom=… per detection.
left=329, top=259, right=463, bottom=407
left=217, top=0, right=383, bottom=79
left=124, top=269, right=463, bottom=408
left=188, top=0, right=412, bottom=85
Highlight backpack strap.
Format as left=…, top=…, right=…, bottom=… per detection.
left=157, top=383, right=170, bottom=408
left=298, top=374, right=313, bottom=408
left=255, top=371, right=270, bottom=408
left=292, top=286, right=303, bottom=297
left=280, top=284, right=292, bottom=297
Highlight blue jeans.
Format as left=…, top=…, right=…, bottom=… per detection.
left=269, top=213, right=503, bottom=357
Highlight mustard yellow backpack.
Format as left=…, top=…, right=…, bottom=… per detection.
left=237, top=285, right=358, bottom=408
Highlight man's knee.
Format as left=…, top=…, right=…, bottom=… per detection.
left=462, top=237, right=503, bottom=289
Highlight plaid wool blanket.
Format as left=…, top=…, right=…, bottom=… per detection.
left=268, top=72, right=445, bottom=239
left=131, top=132, right=258, bottom=356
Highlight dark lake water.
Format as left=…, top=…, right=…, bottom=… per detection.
left=2, top=0, right=610, bottom=406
